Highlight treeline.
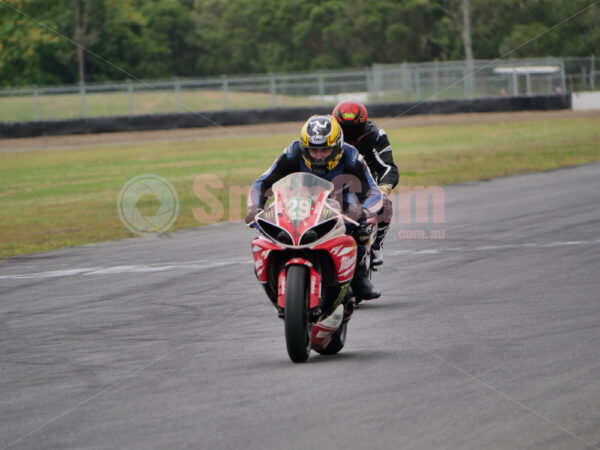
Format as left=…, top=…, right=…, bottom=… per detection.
left=1, top=0, right=599, bottom=87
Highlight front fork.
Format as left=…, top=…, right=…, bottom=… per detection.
left=274, top=259, right=352, bottom=324
left=277, top=259, right=320, bottom=307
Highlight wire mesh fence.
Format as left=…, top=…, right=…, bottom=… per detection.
left=0, top=56, right=596, bottom=122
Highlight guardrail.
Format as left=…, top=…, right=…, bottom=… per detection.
left=0, top=95, right=571, bottom=139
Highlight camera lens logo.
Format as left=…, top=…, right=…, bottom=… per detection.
left=117, top=174, right=179, bottom=236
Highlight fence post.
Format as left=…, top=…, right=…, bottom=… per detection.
left=526, top=73, right=532, bottom=96
left=464, top=61, right=473, bottom=99
left=175, top=78, right=182, bottom=113
left=591, top=55, right=595, bottom=90
left=365, top=69, right=373, bottom=100
left=371, top=64, right=382, bottom=99
left=127, top=79, right=134, bottom=116
left=414, top=69, right=421, bottom=100
left=269, top=73, right=277, bottom=107
left=79, top=82, right=86, bottom=118
left=402, top=62, right=409, bottom=101
left=433, top=60, right=439, bottom=99
left=222, top=75, right=229, bottom=110
left=560, top=60, right=567, bottom=94
left=318, top=71, right=325, bottom=104
left=33, top=86, right=40, bottom=121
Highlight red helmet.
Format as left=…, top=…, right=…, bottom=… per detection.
left=332, top=100, right=368, bottom=143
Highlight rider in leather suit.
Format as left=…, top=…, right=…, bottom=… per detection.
left=246, top=115, right=383, bottom=300
left=332, top=101, right=399, bottom=266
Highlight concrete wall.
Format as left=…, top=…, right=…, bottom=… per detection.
left=0, top=95, right=571, bottom=139
left=571, top=91, right=600, bottom=111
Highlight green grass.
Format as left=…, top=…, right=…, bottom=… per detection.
left=0, top=90, right=323, bottom=122
left=1, top=114, right=599, bottom=258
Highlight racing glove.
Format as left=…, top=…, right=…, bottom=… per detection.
left=347, top=204, right=367, bottom=223
left=377, top=184, right=393, bottom=198
left=245, top=205, right=261, bottom=224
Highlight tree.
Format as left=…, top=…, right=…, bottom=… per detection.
left=0, top=0, right=68, bottom=86
left=499, top=0, right=600, bottom=57
left=2, top=0, right=600, bottom=87
left=73, top=0, right=89, bottom=86
left=138, top=0, right=198, bottom=77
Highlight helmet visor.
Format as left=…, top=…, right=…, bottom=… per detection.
left=307, top=147, right=334, bottom=161
left=340, top=123, right=365, bottom=141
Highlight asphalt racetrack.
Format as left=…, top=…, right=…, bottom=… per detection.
left=2, top=162, right=600, bottom=449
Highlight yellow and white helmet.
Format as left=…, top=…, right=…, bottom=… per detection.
left=299, top=115, right=344, bottom=176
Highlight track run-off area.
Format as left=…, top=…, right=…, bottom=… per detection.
left=2, top=109, right=598, bottom=153
left=1, top=154, right=600, bottom=449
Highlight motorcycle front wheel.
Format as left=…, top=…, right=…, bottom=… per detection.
left=284, top=265, right=312, bottom=363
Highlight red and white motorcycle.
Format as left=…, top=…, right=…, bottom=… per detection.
left=250, top=172, right=368, bottom=362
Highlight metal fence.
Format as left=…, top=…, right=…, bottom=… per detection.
left=0, top=56, right=596, bottom=122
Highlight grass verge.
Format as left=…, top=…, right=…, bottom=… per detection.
left=0, top=90, right=322, bottom=122
left=1, top=113, right=599, bottom=258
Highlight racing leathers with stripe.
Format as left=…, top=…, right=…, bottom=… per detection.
left=248, top=141, right=383, bottom=218
left=345, top=121, right=399, bottom=252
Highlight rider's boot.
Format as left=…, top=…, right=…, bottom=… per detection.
left=371, top=223, right=389, bottom=266
left=351, top=245, right=381, bottom=301
left=371, top=248, right=383, bottom=267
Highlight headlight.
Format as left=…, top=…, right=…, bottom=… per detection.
left=299, top=219, right=337, bottom=245
left=256, top=219, right=293, bottom=245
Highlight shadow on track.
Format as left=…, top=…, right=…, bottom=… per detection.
left=354, top=300, right=423, bottom=310
left=307, top=350, right=397, bottom=364
left=243, top=349, right=396, bottom=369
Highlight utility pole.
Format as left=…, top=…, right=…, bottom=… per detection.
left=73, top=0, right=89, bottom=116
left=462, top=0, right=474, bottom=99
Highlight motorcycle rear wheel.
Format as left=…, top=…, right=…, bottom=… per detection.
left=284, top=265, right=312, bottom=362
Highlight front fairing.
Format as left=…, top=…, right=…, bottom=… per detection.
left=254, top=172, right=345, bottom=247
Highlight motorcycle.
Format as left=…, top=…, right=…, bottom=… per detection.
left=250, top=172, right=377, bottom=362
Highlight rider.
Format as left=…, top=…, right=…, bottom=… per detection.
left=246, top=115, right=383, bottom=300
left=332, top=101, right=399, bottom=266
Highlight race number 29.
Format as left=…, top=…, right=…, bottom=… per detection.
left=286, top=197, right=312, bottom=221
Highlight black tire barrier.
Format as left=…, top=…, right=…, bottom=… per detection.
left=0, top=95, right=571, bottom=139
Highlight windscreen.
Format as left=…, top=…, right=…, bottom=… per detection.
left=271, top=172, right=333, bottom=228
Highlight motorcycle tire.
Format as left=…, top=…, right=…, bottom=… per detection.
left=315, top=321, right=347, bottom=355
left=284, top=265, right=312, bottom=363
